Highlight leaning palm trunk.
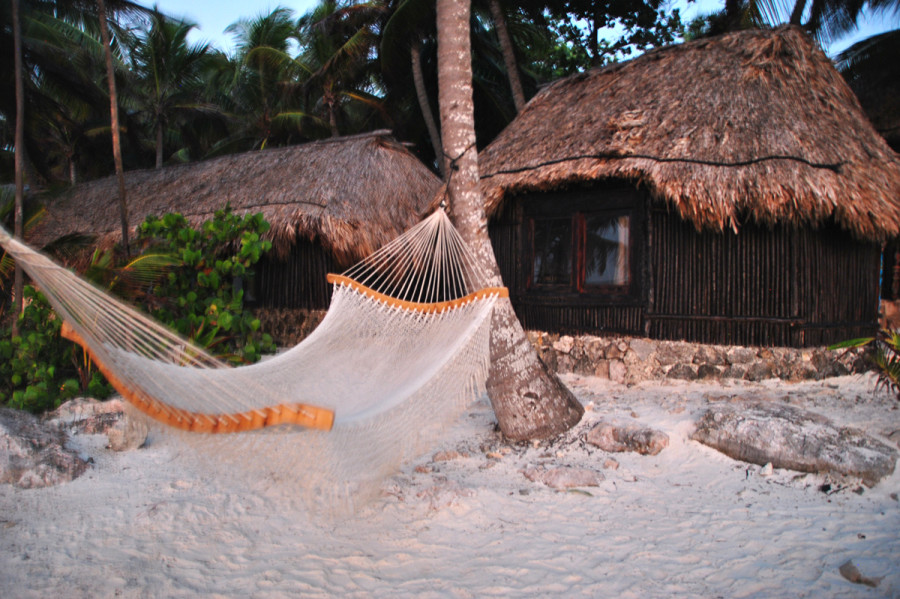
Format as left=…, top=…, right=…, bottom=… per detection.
left=97, top=0, right=130, bottom=256
left=155, top=120, right=164, bottom=169
left=411, top=38, right=445, bottom=176
left=489, top=0, right=525, bottom=112
left=11, top=0, right=25, bottom=334
left=435, top=0, right=583, bottom=440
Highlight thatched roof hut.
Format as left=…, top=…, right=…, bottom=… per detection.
left=481, top=27, right=900, bottom=348
left=30, top=131, right=441, bottom=265
left=481, top=26, right=900, bottom=243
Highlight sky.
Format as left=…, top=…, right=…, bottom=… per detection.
left=136, top=0, right=895, bottom=58
left=135, top=0, right=318, bottom=53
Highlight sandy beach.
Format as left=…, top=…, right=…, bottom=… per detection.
left=2, top=373, right=899, bottom=598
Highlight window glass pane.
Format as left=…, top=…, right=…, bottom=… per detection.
left=532, top=217, right=572, bottom=286
left=584, top=214, right=630, bottom=287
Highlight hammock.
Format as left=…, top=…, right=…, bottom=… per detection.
left=0, top=208, right=507, bottom=509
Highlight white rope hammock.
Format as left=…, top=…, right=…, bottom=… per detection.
left=0, top=208, right=507, bottom=510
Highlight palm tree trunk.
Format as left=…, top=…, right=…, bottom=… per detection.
left=11, top=0, right=25, bottom=335
left=411, top=38, right=446, bottom=176
left=724, top=0, right=744, bottom=31
left=435, top=0, right=583, bottom=440
left=488, top=0, right=525, bottom=113
left=155, top=121, right=164, bottom=168
left=97, top=0, right=130, bottom=257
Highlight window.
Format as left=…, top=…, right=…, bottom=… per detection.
left=532, top=217, right=572, bottom=287
left=529, top=209, right=634, bottom=296
left=583, top=213, right=630, bottom=288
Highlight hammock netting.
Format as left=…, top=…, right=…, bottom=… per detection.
left=0, top=209, right=506, bottom=512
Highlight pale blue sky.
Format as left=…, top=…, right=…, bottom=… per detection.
left=136, top=0, right=894, bottom=57
left=135, top=0, right=318, bottom=53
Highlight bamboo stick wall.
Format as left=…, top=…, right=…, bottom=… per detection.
left=648, top=211, right=879, bottom=346
left=490, top=192, right=881, bottom=348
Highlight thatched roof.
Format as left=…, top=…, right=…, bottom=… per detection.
left=480, top=26, right=900, bottom=243
left=29, top=131, right=441, bottom=264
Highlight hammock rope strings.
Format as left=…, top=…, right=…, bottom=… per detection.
left=0, top=232, right=327, bottom=429
left=0, top=209, right=506, bottom=436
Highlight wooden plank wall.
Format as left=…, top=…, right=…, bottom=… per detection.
left=490, top=198, right=881, bottom=348
left=647, top=210, right=879, bottom=346
left=791, top=226, right=881, bottom=346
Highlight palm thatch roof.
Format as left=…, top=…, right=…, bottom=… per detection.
left=29, top=131, right=441, bottom=264
left=480, top=26, right=900, bottom=243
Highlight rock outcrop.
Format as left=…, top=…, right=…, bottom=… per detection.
left=0, top=407, right=88, bottom=488
left=587, top=421, right=670, bottom=456
left=692, top=401, right=897, bottom=486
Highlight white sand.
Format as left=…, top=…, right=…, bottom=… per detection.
left=2, top=373, right=899, bottom=598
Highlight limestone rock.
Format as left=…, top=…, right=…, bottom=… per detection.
left=521, top=466, right=603, bottom=489
left=629, top=338, right=656, bottom=361
left=583, top=337, right=606, bottom=362
left=553, top=335, right=575, bottom=354
left=693, top=345, right=726, bottom=366
left=691, top=402, right=898, bottom=486
left=722, top=364, right=747, bottom=379
left=697, top=364, right=722, bottom=380
left=744, top=361, right=776, bottom=382
left=433, top=450, right=468, bottom=462
left=587, top=421, right=670, bottom=456
left=726, top=347, right=758, bottom=365
left=667, top=363, right=697, bottom=380
left=106, top=415, right=148, bottom=452
left=609, top=359, right=627, bottom=383
left=47, top=397, right=126, bottom=434
left=49, top=398, right=146, bottom=452
left=656, top=342, right=695, bottom=366
left=0, top=407, right=88, bottom=488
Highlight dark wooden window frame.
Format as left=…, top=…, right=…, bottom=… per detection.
left=523, top=188, right=643, bottom=306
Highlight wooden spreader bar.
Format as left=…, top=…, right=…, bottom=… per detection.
left=60, top=322, right=335, bottom=433
left=326, top=274, right=508, bottom=313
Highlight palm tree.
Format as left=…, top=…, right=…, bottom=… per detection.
left=96, top=0, right=129, bottom=255
left=837, top=27, right=900, bottom=150
left=11, top=0, right=26, bottom=333
left=381, top=0, right=538, bottom=174
left=485, top=0, right=525, bottom=112
left=735, top=0, right=897, bottom=44
left=127, top=10, right=213, bottom=168
left=435, top=0, right=583, bottom=440
left=381, top=0, right=445, bottom=173
left=295, top=0, right=388, bottom=137
left=216, top=7, right=314, bottom=152
left=26, top=9, right=115, bottom=183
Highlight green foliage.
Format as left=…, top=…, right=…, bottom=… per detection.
left=0, top=286, right=112, bottom=414
left=137, top=206, right=275, bottom=363
left=829, top=329, right=900, bottom=399
left=0, top=206, right=274, bottom=413
left=526, top=0, right=686, bottom=74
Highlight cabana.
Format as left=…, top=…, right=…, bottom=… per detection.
left=480, top=26, right=900, bottom=347
left=29, top=131, right=442, bottom=312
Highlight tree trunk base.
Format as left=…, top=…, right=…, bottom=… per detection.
left=486, top=299, right=584, bottom=440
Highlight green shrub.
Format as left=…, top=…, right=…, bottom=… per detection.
left=1, top=206, right=276, bottom=413
left=830, top=330, right=900, bottom=399
left=137, top=206, right=275, bottom=363
left=0, top=286, right=112, bottom=413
